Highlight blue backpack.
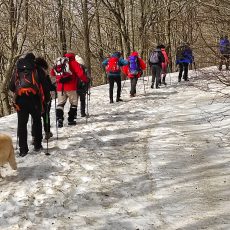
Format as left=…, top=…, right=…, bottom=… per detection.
left=129, top=55, right=140, bottom=75
left=220, top=38, right=230, bottom=54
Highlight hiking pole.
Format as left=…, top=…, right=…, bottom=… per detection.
left=121, top=77, right=127, bottom=93
left=16, top=119, right=19, bottom=150
left=45, top=104, right=50, bottom=156
left=54, top=91, right=58, bottom=140
left=167, top=65, right=172, bottom=85
left=142, top=73, right=146, bottom=94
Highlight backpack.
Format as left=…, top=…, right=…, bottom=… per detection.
left=176, top=46, right=186, bottom=60
left=14, top=59, right=40, bottom=96
left=129, top=55, right=140, bottom=75
left=150, top=51, right=159, bottom=64
left=54, top=57, right=72, bottom=83
left=106, top=57, right=120, bottom=73
left=220, top=38, right=230, bottom=54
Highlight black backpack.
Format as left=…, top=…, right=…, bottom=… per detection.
left=14, top=58, right=40, bottom=96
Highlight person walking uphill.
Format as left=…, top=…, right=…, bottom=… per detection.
left=75, top=55, right=90, bottom=117
left=35, top=57, right=56, bottom=140
left=50, top=52, right=88, bottom=127
left=102, top=52, right=128, bottom=103
left=149, top=46, right=165, bottom=89
left=9, top=53, right=48, bottom=157
left=122, top=51, right=146, bottom=97
left=159, top=44, right=169, bottom=86
left=176, top=43, right=194, bottom=82
left=219, top=35, right=230, bottom=71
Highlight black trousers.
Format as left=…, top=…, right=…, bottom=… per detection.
left=130, top=77, right=138, bottom=96
left=178, top=63, right=189, bottom=80
left=79, top=93, right=86, bottom=115
left=41, top=102, right=51, bottom=133
left=17, top=95, right=42, bottom=152
left=108, top=76, right=121, bottom=101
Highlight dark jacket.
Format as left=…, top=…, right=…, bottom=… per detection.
left=9, top=57, right=49, bottom=110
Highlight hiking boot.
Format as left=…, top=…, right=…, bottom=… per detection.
left=45, top=132, right=53, bottom=140
left=81, top=112, right=86, bottom=117
left=19, top=151, right=28, bottom=157
left=116, top=98, right=123, bottom=102
left=34, top=145, right=43, bottom=152
left=178, top=78, right=181, bottom=82
left=58, top=119, right=63, bottom=128
left=68, top=120, right=76, bottom=126
left=151, top=83, right=154, bottom=89
left=184, top=78, right=189, bottom=81
left=110, top=99, right=114, bottom=103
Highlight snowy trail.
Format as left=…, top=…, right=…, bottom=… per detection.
left=0, top=68, right=230, bottom=229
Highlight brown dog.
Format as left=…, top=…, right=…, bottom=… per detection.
left=0, top=134, right=17, bottom=177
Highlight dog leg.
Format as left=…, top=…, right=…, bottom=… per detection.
left=8, top=146, right=17, bottom=170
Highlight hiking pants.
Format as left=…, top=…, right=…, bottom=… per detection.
left=130, top=77, right=138, bottom=96
left=151, top=64, right=162, bottom=88
left=178, top=63, right=189, bottom=81
left=42, top=101, right=51, bottom=133
left=17, top=95, right=42, bottom=153
left=56, top=91, right=78, bottom=122
left=108, top=76, right=121, bottom=101
left=219, top=55, right=229, bottom=70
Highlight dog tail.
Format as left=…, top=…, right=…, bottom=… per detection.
left=8, top=144, right=17, bottom=170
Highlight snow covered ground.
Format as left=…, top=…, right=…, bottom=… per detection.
left=0, top=67, right=230, bottom=230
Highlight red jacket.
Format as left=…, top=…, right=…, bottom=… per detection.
left=50, top=53, right=88, bottom=92
left=161, top=48, right=169, bottom=65
left=122, top=52, right=146, bottom=78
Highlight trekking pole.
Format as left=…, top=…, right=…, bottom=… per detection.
left=45, top=104, right=50, bottom=156
left=54, top=91, right=58, bottom=140
left=167, top=65, right=172, bottom=85
left=15, top=120, right=19, bottom=150
left=142, top=73, right=146, bottom=94
left=121, top=77, right=127, bottom=93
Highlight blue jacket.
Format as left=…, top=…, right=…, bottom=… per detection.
left=220, top=38, right=230, bottom=54
left=102, top=52, right=128, bottom=77
left=176, top=47, right=193, bottom=64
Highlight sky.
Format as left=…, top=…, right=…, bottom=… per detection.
left=0, top=68, right=230, bottom=230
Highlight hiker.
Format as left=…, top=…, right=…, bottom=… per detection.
left=34, top=57, right=56, bottom=140
left=75, top=55, right=90, bottom=117
left=176, top=43, right=194, bottom=82
left=149, top=46, right=165, bottom=89
left=102, top=52, right=128, bottom=103
left=122, top=51, right=146, bottom=97
left=50, top=51, right=88, bottom=127
left=9, top=53, right=48, bottom=157
left=219, top=35, right=230, bottom=71
left=159, top=44, right=169, bottom=86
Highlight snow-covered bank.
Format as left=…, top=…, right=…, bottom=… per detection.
left=0, top=68, right=230, bottom=229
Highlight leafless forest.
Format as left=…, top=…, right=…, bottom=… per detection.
left=0, top=0, right=229, bottom=116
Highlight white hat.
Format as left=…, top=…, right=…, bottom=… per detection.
left=75, top=55, right=85, bottom=65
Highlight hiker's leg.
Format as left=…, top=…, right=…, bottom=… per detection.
left=17, top=101, right=29, bottom=154
left=225, top=55, right=229, bottom=70
left=134, top=77, right=138, bottom=95
left=80, top=93, right=86, bottom=117
left=178, top=63, right=183, bottom=82
left=183, top=63, right=189, bottom=80
left=67, top=91, right=78, bottom=123
left=108, top=77, right=115, bottom=103
left=30, top=99, right=43, bottom=149
left=130, top=78, right=135, bottom=96
left=57, top=91, right=67, bottom=120
left=219, top=56, right=224, bottom=70
left=155, top=66, right=162, bottom=88
left=115, top=76, right=122, bottom=100
left=151, top=65, right=156, bottom=88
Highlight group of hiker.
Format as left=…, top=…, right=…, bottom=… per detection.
left=8, top=35, right=229, bottom=157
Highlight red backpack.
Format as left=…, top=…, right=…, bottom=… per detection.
left=106, top=57, right=120, bottom=73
